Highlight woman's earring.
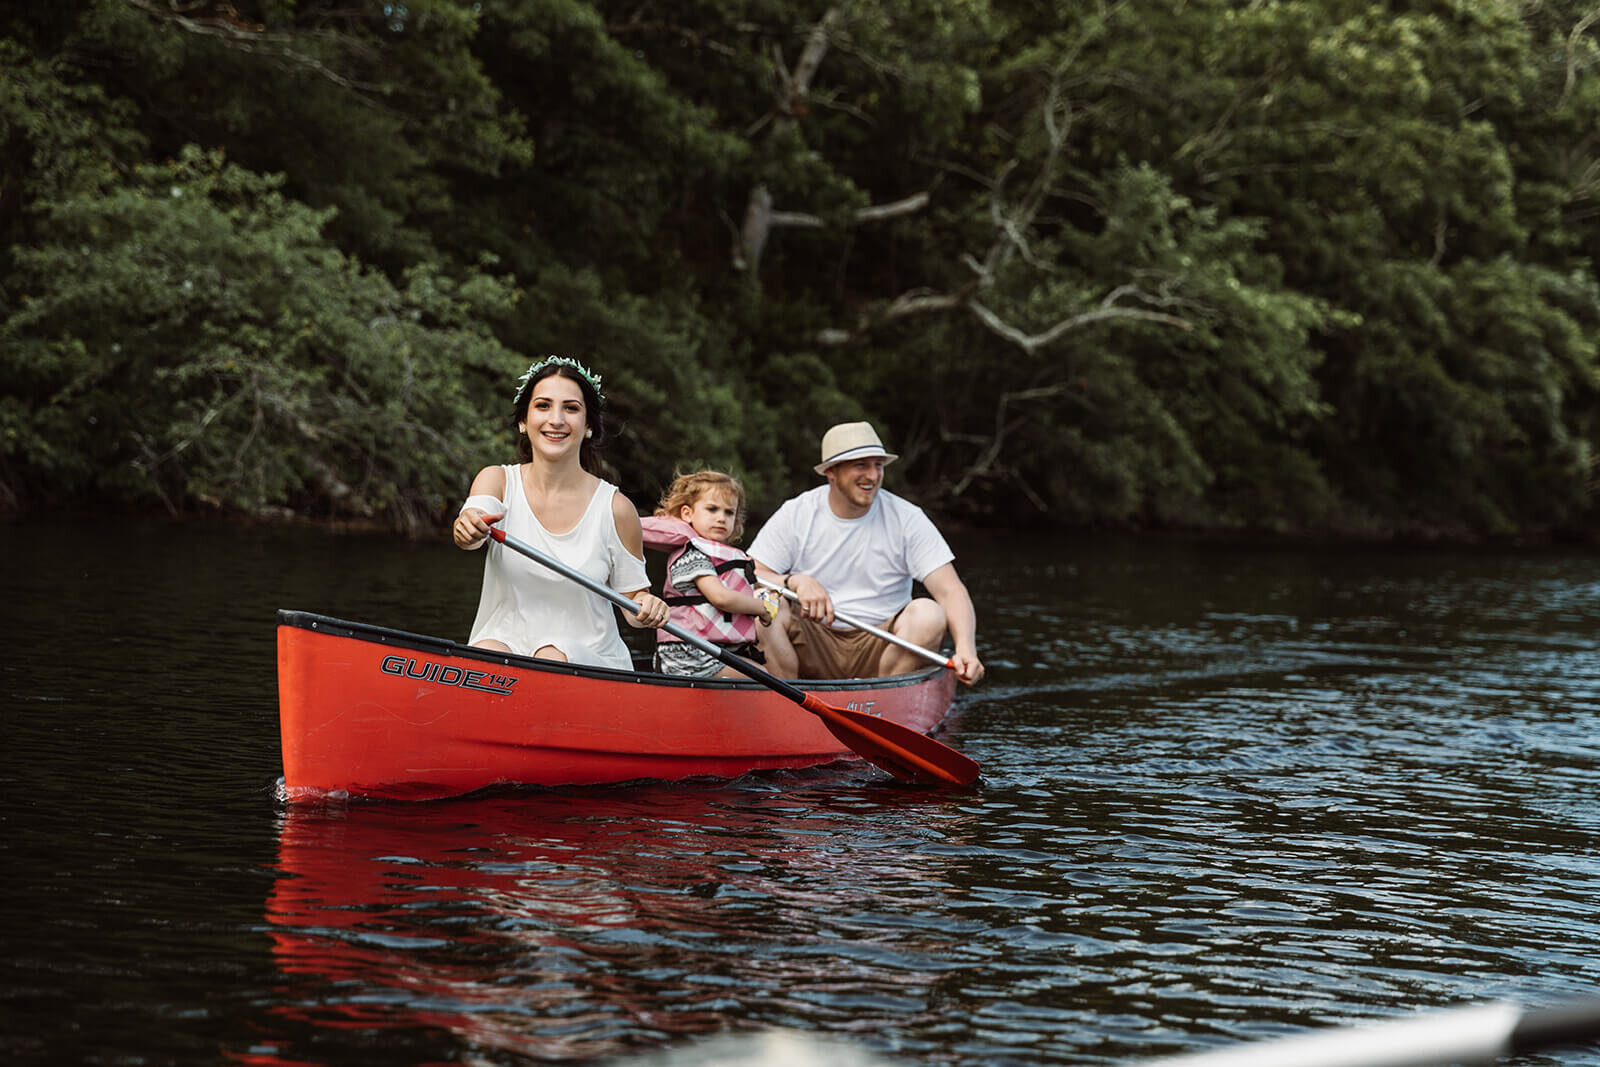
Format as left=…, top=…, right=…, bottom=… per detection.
left=518, top=425, right=527, bottom=435
left=584, top=429, right=593, bottom=439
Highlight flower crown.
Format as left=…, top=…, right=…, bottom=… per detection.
left=513, top=355, right=605, bottom=405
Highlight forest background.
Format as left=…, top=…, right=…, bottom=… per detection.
left=4, top=0, right=1600, bottom=541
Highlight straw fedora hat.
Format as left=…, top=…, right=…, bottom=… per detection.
left=814, top=422, right=899, bottom=475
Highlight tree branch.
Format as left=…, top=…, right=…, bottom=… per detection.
left=947, top=383, right=1074, bottom=503
left=1563, top=10, right=1600, bottom=108
left=968, top=299, right=1190, bottom=354
left=808, top=9, right=1195, bottom=355
left=736, top=185, right=931, bottom=274
left=854, top=190, right=929, bottom=223
left=123, top=0, right=386, bottom=95
left=775, top=8, right=842, bottom=131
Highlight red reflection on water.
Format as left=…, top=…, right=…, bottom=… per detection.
left=255, top=785, right=970, bottom=1062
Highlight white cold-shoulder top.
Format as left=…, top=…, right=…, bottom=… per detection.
left=467, top=466, right=649, bottom=670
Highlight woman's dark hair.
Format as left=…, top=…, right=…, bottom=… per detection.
left=513, top=362, right=606, bottom=472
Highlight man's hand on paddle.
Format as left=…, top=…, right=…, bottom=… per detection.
left=923, top=563, right=984, bottom=687
left=787, top=573, right=834, bottom=626
left=949, top=649, right=985, bottom=686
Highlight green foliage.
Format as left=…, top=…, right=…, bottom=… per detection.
left=62, top=0, right=532, bottom=267
left=864, top=161, right=1339, bottom=528
left=0, top=147, right=518, bottom=529
left=2, top=0, right=1600, bottom=538
left=0, top=39, right=147, bottom=255
left=987, top=0, right=1600, bottom=535
left=458, top=0, right=749, bottom=281
left=504, top=262, right=787, bottom=509
left=1321, top=256, right=1600, bottom=534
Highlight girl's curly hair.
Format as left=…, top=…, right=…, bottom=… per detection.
left=653, top=470, right=748, bottom=543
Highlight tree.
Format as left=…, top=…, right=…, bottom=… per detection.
left=996, top=0, right=1600, bottom=534
left=1, top=146, right=520, bottom=530
left=60, top=0, right=532, bottom=268
left=3, top=0, right=1598, bottom=536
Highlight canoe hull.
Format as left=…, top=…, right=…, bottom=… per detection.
left=276, top=610, right=958, bottom=801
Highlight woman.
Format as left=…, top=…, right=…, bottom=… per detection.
left=453, top=355, right=668, bottom=669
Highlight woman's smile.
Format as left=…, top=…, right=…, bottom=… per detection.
left=524, top=377, right=587, bottom=453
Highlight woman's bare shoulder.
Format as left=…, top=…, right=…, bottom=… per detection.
left=610, top=486, right=644, bottom=525
left=469, top=464, right=510, bottom=495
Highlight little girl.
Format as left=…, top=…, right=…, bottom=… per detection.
left=640, top=471, right=798, bottom=679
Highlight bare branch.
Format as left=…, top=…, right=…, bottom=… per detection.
left=737, top=185, right=931, bottom=275
left=807, top=9, right=1196, bottom=356
left=123, top=0, right=386, bottom=95
left=737, top=9, right=931, bottom=278
left=1563, top=10, right=1600, bottom=108
left=885, top=288, right=969, bottom=318
left=855, top=190, right=929, bottom=223
left=969, top=299, right=1190, bottom=354
left=802, top=88, right=873, bottom=125
left=126, top=0, right=267, bottom=38
left=772, top=7, right=842, bottom=136
left=812, top=284, right=976, bottom=344
left=948, top=383, right=1082, bottom=500
left=604, top=17, right=746, bottom=61
left=815, top=282, right=1192, bottom=351
left=769, top=209, right=826, bottom=228
left=788, top=12, right=837, bottom=103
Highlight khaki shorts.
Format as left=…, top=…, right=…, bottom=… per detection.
left=788, top=610, right=901, bottom=679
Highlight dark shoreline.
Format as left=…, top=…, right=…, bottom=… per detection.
left=9, top=497, right=1597, bottom=552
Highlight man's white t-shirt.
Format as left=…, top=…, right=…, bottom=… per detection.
left=747, top=485, right=953, bottom=628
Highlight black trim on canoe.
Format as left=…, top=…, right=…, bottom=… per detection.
left=276, top=609, right=944, bottom=692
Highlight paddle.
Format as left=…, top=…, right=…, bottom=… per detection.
left=1139, top=996, right=1600, bottom=1066
left=756, top=578, right=957, bottom=672
left=484, top=523, right=980, bottom=786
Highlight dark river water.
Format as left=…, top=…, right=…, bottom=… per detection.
left=4, top=517, right=1600, bottom=1065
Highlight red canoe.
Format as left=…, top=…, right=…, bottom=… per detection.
left=276, top=610, right=959, bottom=802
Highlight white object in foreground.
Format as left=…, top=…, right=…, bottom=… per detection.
left=1142, top=998, right=1600, bottom=1067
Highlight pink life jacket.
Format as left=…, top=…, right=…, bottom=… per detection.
left=639, top=516, right=760, bottom=646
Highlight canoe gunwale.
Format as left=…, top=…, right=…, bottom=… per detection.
left=275, top=608, right=946, bottom=693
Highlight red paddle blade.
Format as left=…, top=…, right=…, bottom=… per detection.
left=801, top=694, right=980, bottom=786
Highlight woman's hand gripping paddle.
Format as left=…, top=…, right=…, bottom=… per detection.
left=485, top=523, right=979, bottom=786
left=757, top=578, right=958, bottom=672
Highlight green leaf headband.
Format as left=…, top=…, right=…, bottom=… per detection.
left=513, top=355, right=605, bottom=405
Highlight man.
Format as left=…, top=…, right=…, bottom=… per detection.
left=748, top=421, right=985, bottom=684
